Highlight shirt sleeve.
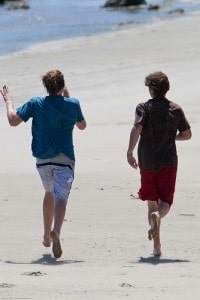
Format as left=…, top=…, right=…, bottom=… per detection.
left=134, top=103, right=146, bottom=126
left=76, top=101, right=85, bottom=123
left=16, top=99, right=35, bottom=122
left=178, top=108, right=191, bottom=132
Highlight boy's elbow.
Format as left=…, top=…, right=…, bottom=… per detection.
left=8, top=116, right=23, bottom=127
left=76, top=120, right=86, bottom=130
left=188, top=132, right=192, bottom=140
left=181, top=129, right=192, bottom=140
left=9, top=120, right=19, bottom=126
left=185, top=129, right=192, bottom=140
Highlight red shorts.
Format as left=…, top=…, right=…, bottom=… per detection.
left=138, top=166, right=177, bottom=207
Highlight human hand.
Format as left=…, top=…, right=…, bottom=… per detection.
left=0, top=85, right=13, bottom=103
left=63, top=86, right=70, bottom=98
left=127, top=152, right=138, bottom=169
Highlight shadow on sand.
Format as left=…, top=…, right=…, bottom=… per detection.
left=4, top=254, right=85, bottom=266
left=137, top=256, right=190, bottom=265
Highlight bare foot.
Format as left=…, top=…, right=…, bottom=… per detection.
left=148, top=213, right=159, bottom=241
left=50, top=231, right=62, bottom=258
left=42, top=235, right=52, bottom=247
left=42, top=239, right=51, bottom=247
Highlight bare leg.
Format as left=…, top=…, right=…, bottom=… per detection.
left=158, top=200, right=170, bottom=219
left=148, top=200, right=158, bottom=227
left=152, top=217, right=161, bottom=256
left=147, top=200, right=170, bottom=256
left=43, top=191, right=54, bottom=247
left=148, top=201, right=159, bottom=241
left=50, top=198, right=67, bottom=258
left=53, top=198, right=66, bottom=236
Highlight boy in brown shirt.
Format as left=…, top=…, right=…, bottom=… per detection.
left=127, top=71, right=191, bottom=256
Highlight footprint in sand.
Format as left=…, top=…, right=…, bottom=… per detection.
left=21, top=271, right=46, bottom=276
left=119, top=283, right=134, bottom=288
left=0, top=283, right=15, bottom=288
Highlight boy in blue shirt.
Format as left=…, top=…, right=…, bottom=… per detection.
left=1, top=70, right=86, bottom=258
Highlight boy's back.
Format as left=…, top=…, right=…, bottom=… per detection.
left=135, top=98, right=190, bottom=171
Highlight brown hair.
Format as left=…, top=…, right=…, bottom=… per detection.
left=145, top=71, right=170, bottom=97
left=42, top=70, right=65, bottom=96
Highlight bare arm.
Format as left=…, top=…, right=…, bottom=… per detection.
left=1, top=85, right=23, bottom=126
left=76, top=120, right=86, bottom=130
left=175, top=129, right=192, bottom=141
left=127, top=123, right=142, bottom=169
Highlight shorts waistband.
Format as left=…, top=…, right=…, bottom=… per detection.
left=36, top=162, right=72, bottom=170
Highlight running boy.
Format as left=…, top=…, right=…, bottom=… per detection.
left=127, top=71, right=191, bottom=256
left=1, top=70, right=86, bottom=258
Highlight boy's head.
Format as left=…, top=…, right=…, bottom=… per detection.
left=42, top=70, right=65, bottom=96
left=145, top=71, right=170, bottom=98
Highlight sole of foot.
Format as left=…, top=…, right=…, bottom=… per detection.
left=50, top=231, right=62, bottom=259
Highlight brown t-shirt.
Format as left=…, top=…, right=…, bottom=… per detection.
left=134, top=98, right=191, bottom=171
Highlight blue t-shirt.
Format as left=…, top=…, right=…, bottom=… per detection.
left=16, top=96, right=85, bottom=160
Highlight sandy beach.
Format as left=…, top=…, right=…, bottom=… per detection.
left=0, top=10, right=200, bottom=300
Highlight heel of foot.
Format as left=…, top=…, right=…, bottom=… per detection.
left=153, top=246, right=162, bottom=257
left=50, top=231, right=62, bottom=259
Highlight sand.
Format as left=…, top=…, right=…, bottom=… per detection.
left=0, top=10, right=200, bottom=300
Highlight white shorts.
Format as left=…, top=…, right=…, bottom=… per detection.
left=36, top=153, right=75, bottom=203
